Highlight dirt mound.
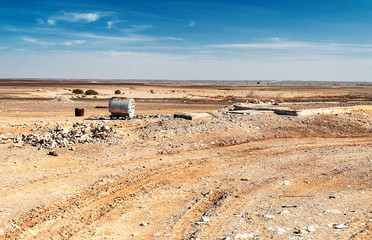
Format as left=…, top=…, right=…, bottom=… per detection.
left=48, top=95, right=73, bottom=103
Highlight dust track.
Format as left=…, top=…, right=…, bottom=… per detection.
left=3, top=137, right=371, bottom=239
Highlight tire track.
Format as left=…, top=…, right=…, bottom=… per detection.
left=3, top=138, right=371, bottom=239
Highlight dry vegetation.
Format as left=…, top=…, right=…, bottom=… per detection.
left=0, top=80, right=371, bottom=239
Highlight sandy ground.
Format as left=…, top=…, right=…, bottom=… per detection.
left=0, top=80, right=371, bottom=239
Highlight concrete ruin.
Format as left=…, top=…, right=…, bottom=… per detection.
left=231, top=103, right=372, bottom=116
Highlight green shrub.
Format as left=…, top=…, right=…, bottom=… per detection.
left=115, top=90, right=121, bottom=94
left=72, top=89, right=84, bottom=94
left=85, top=89, right=98, bottom=95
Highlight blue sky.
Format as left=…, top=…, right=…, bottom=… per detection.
left=1, top=0, right=372, bottom=81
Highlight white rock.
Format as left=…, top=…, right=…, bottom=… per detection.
left=279, top=210, right=289, bottom=214
left=334, top=224, right=347, bottom=229
left=202, top=216, right=210, bottom=222
left=326, top=209, right=343, bottom=214
left=276, top=227, right=287, bottom=234
left=263, top=214, right=275, bottom=219
left=307, top=225, right=317, bottom=232
left=0, top=228, right=4, bottom=235
left=234, top=233, right=254, bottom=239
left=280, top=180, right=292, bottom=186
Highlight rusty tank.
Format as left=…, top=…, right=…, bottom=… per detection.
left=108, top=97, right=135, bottom=118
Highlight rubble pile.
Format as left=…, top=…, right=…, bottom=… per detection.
left=48, top=95, right=74, bottom=103
left=6, top=122, right=116, bottom=149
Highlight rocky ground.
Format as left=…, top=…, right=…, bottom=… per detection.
left=0, top=81, right=371, bottom=239
left=0, top=108, right=371, bottom=239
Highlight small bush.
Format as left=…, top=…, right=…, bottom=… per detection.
left=85, top=89, right=98, bottom=95
left=72, top=89, right=84, bottom=94
left=115, top=90, right=121, bottom=94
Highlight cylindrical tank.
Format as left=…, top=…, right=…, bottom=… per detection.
left=109, top=97, right=135, bottom=118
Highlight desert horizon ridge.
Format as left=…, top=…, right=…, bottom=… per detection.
left=1, top=78, right=372, bottom=85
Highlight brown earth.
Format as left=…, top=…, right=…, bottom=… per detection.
left=0, top=80, right=371, bottom=239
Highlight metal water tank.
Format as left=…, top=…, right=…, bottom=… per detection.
left=109, top=97, right=135, bottom=118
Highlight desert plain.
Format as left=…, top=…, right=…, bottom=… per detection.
left=0, top=79, right=371, bottom=239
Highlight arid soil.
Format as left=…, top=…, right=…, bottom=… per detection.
left=0, top=80, right=371, bottom=239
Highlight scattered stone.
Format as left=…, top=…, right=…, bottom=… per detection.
left=326, top=209, right=343, bottom=214
left=49, top=95, right=73, bottom=103
left=139, top=222, right=149, bottom=226
left=49, top=151, right=58, bottom=156
left=279, top=179, right=292, bottom=186
left=334, top=224, right=347, bottom=229
left=10, top=121, right=117, bottom=150
left=199, top=216, right=209, bottom=222
left=282, top=205, right=297, bottom=208
left=174, top=112, right=213, bottom=120
left=276, top=227, right=287, bottom=235
left=220, top=237, right=231, bottom=240
left=263, top=214, right=275, bottom=220
left=131, top=232, right=139, bottom=237
left=307, top=225, right=317, bottom=232
left=279, top=210, right=289, bottom=214
left=234, top=233, right=254, bottom=239
left=293, top=229, right=305, bottom=235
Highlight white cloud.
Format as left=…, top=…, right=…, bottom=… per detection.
left=208, top=40, right=372, bottom=54
left=74, top=32, right=182, bottom=42
left=189, top=20, right=195, bottom=27
left=55, top=12, right=101, bottom=23
left=107, top=21, right=113, bottom=29
left=47, top=19, right=56, bottom=26
left=61, top=40, right=86, bottom=46
left=22, top=37, right=38, bottom=43
left=22, top=37, right=54, bottom=45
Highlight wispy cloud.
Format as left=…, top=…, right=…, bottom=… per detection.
left=208, top=40, right=372, bottom=54
left=107, top=21, right=113, bottom=29
left=189, top=20, right=195, bottom=27
left=47, top=19, right=56, bottom=26
left=48, top=12, right=111, bottom=25
left=75, top=32, right=182, bottom=42
left=61, top=40, right=86, bottom=46
left=22, top=37, right=54, bottom=46
left=2, top=25, right=58, bottom=34
left=120, top=24, right=152, bottom=33
left=22, top=37, right=86, bottom=46
left=55, top=12, right=101, bottom=23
